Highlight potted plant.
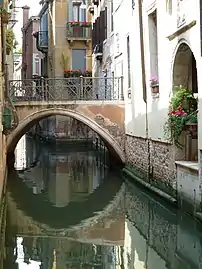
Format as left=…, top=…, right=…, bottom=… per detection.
left=80, top=21, right=91, bottom=28
left=6, top=29, right=17, bottom=55
left=69, top=21, right=80, bottom=27
left=0, top=8, right=11, bottom=24
left=185, top=111, right=198, bottom=139
left=164, top=87, right=198, bottom=148
left=60, top=52, right=69, bottom=73
left=63, top=70, right=92, bottom=78
left=150, top=76, right=159, bottom=94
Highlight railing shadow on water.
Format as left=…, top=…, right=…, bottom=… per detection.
left=8, top=77, right=124, bottom=102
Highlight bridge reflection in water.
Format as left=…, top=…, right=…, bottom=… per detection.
left=3, top=135, right=202, bottom=268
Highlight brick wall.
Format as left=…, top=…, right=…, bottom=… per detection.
left=125, top=135, right=176, bottom=195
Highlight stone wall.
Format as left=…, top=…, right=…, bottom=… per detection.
left=125, top=135, right=176, bottom=195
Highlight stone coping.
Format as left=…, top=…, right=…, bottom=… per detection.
left=14, top=100, right=125, bottom=106
left=175, top=161, right=199, bottom=171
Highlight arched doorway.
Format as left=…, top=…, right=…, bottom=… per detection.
left=173, top=42, right=198, bottom=94
left=172, top=42, right=198, bottom=161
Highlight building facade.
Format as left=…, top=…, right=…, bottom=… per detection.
left=21, top=6, right=42, bottom=80
left=35, top=0, right=92, bottom=78
left=33, top=0, right=93, bottom=139
left=92, top=0, right=202, bottom=213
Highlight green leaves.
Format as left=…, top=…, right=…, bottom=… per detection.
left=164, top=87, right=198, bottom=148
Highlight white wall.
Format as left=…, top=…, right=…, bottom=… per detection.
left=13, top=60, right=22, bottom=80
left=112, top=0, right=201, bottom=143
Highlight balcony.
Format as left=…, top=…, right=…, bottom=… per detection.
left=33, top=31, right=48, bottom=53
left=9, top=77, right=124, bottom=102
left=66, top=22, right=92, bottom=42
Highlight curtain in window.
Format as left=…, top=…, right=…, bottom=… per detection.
left=73, top=5, right=79, bottom=21
left=72, top=2, right=86, bottom=22
left=80, top=7, right=86, bottom=22
left=68, top=0, right=73, bottom=21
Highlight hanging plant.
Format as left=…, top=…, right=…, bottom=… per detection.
left=164, top=87, right=198, bottom=148
left=6, top=29, right=17, bottom=55
left=0, top=8, right=11, bottom=24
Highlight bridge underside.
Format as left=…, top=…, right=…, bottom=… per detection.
left=7, top=101, right=125, bottom=163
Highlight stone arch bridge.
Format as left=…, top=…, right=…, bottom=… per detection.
left=7, top=77, right=125, bottom=163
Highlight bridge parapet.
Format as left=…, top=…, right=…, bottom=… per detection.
left=9, top=77, right=124, bottom=102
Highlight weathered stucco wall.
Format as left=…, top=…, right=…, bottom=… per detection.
left=49, top=0, right=92, bottom=78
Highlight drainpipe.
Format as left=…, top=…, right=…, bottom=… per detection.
left=1, top=16, right=8, bottom=99
left=200, top=0, right=202, bottom=56
left=138, top=0, right=151, bottom=182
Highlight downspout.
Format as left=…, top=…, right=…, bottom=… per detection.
left=138, top=0, right=151, bottom=182
left=1, top=15, right=7, bottom=99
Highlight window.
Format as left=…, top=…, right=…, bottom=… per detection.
left=148, top=10, right=159, bottom=82
left=104, top=7, right=107, bottom=40
left=32, top=54, right=41, bottom=75
left=71, top=49, right=86, bottom=72
left=116, top=33, right=120, bottom=54
left=126, top=35, right=131, bottom=88
left=40, top=10, right=48, bottom=31
left=73, top=3, right=86, bottom=22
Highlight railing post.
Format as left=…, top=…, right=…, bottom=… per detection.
left=41, top=77, right=45, bottom=101
left=80, top=76, right=84, bottom=100
left=120, top=76, right=124, bottom=100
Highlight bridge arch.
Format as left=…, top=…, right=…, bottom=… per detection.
left=7, top=108, right=125, bottom=163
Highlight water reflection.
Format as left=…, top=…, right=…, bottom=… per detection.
left=4, top=136, right=202, bottom=268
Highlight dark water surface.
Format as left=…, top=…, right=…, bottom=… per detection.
left=3, top=135, right=202, bottom=268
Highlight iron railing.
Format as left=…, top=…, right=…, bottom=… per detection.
left=66, top=22, right=92, bottom=39
left=9, top=77, right=124, bottom=102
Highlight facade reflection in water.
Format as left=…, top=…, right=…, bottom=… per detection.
left=4, top=135, right=202, bottom=268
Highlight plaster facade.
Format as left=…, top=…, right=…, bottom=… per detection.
left=43, top=0, right=92, bottom=78
left=92, top=0, right=202, bottom=197
left=21, top=8, right=43, bottom=79
left=37, top=0, right=93, bottom=137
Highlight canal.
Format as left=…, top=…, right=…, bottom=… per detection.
left=3, top=132, right=202, bottom=268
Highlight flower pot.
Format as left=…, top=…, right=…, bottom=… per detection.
left=185, top=122, right=198, bottom=139
left=151, top=84, right=159, bottom=94
left=70, top=23, right=80, bottom=27
left=1, top=12, right=10, bottom=24
left=81, top=23, right=91, bottom=28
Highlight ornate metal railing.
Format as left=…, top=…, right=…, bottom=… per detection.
left=66, top=22, right=92, bottom=39
left=9, top=77, right=124, bottom=102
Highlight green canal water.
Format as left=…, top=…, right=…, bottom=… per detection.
left=2, top=135, right=202, bottom=268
